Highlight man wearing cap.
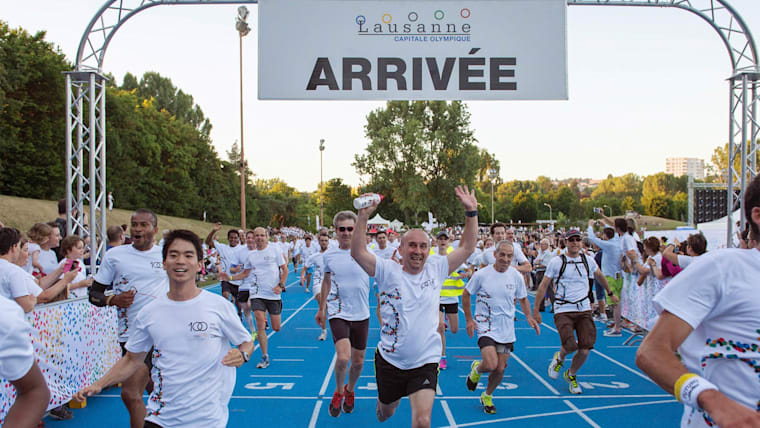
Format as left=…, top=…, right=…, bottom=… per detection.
left=532, top=230, right=618, bottom=394
left=431, top=231, right=469, bottom=370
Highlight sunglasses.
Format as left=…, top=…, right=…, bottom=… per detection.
left=567, top=237, right=582, bottom=242
left=338, top=226, right=354, bottom=232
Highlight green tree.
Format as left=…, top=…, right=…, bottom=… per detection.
left=354, top=101, right=479, bottom=225
left=510, top=191, right=537, bottom=223
left=0, top=22, right=70, bottom=198
left=321, top=178, right=353, bottom=225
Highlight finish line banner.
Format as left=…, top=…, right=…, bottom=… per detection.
left=258, top=0, right=568, bottom=100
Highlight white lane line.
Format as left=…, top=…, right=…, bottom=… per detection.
left=446, top=346, right=479, bottom=349
left=510, top=352, right=560, bottom=395
left=563, top=399, right=601, bottom=428
left=307, top=401, right=323, bottom=428
left=516, top=308, right=653, bottom=384
left=441, top=400, right=458, bottom=428
left=254, top=294, right=314, bottom=353
left=525, top=346, right=561, bottom=349
left=440, top=399, right=677, bottom=427
left=95, top=393, right=673, bottom=400
left=249, top=374, right=302, bottom=378
left=277, top=346, right=318, bottom=349
left=319, top=353, right=337, bottom=397
left=272, top=358, right=305, bottom=362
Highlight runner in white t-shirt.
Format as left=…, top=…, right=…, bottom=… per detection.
left=532, top=230, right=617, bottom=395
left=315, top=211, right=371, bottom=418
left=89, top=209, right=169, bottom=428
left=463, top=241, right=540, bottom=414
left=350, top=186, right=479, bottom=428
left=636, top=176, right=760, bottom=428
left=221, top=227, right=287, bottom=369
left=233, top=231, right=257, bottom=335
left=78, top=230, right=253, bottom=428
left=296, top=235, right=319, bottom=291
left=0, top=294, right=50, bottom=426
left=302, top=233, right=331, bottom=340
left=0, top=228, right=40, bottom=312
left=480, top=224, right=531, bottom=274
left=205, top=223, right=246, bottom=311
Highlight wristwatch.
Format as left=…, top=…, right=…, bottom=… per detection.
left=607, top=290, right=614, bottom=297
left=240, top=349, right=250, bottom=363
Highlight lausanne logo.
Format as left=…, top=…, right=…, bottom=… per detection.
left=356, top=8, right=472, bottom=38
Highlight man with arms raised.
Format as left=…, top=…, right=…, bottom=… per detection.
left=532, top=230, right=617, bottom=394
left=89, top=209, right=168, bottom=428
left=315, top=211, right=371, bottom=417
left=205, top=223, right=246, bottom=312
left=351, top=185, right=478, bottom=428
left=78, top=230, right=253, bottom=428
left=220, top=227, right=287, bottom=369
left=636, top=175, right=760, bottom=427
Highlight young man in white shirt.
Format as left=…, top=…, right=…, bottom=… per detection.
left=220, top=227, right=287, bottom=369
left=315, top=211, right=371, bottom=418
left=350, top=185, right=478, bottom=428
left=0, top=294, right=50, bottom=427
left=205, top=223, right=246, bottom=310
left=431, top=231, right=467, bottom=370
left=636, top=175, right=760, bottom=428
left=463, top=240, right=540, bottom=414
left=0, top=228, right=40, bottom=312
left=296, top=235, right=318, bottom=291
left=480, top=225, right=531, bottom=274
left=532, top=230, right=618, bottom=394
left=302, top=232, right=331, bottom=340
left=77, top=230, right=253, bottom=428
left=586, top=220, right=623, bottom=332
left=89, top=209, right=168, bottom=428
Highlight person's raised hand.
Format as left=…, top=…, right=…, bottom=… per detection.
left=455, top=185, right=477, bottom=212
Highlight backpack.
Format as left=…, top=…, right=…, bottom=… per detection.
left=553, top=254, right=594, bottom=306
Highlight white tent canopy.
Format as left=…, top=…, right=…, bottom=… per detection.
left=390, top=219, right=404, bottom=231
left=368, top=214, right=391, bottom=226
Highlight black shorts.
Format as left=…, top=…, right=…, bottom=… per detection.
left=477, top=336, right=514, bottom=354
left=328, top=318, right=369, bottom=350
left=251, top=298, right=283, bottom=315
left=374, top=350, right=438, bottom=405
left=144, top=421, right=162, bottom=428
left=120, top=342, right=154, bottom=371
left=221, top=281, right=239, bottom=297
left=439, top=303, right=458, bottom=314
left=237, top=290, right=250, bottom=303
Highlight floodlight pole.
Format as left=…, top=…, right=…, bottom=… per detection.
left=320, top=139, right=325, bottom=229
left=237, top=7, right=250, bottom=231
left=489, top=169, right=497, bottom=224
left=544, top=203, right=552, bottom=222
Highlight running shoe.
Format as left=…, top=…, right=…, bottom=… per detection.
left=439, top=356, right=447, bottom=370
left=342, top=384, right=355, bottom=413
left=603, top=329, right=622, bottom=337
left=256, top=355, right=270, bottom=369
left=564, top=370, right=582, bottom=394
left=328, top=391, right=343, bottom=417
left=548, top=351, right=563, bottom=379
left=466, top=360, right=481, bottom=391
left=317, top=330, right=328, bottom=341
left=47, top=406, right=73, bottom=420
left=480, top=392, right=496, bottom=414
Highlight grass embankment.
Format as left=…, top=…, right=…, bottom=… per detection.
left=0, top=194, right=239, bottom=241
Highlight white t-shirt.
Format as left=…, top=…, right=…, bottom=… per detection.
left=372, top=246, right=396, bottom=260
left=374, top=256, right=449, bottom=370
left=621, top=233, right=640, bottom=263
left=467, top=247, right=483, bottom=267
left=677, top=254, right=696, bottom=269
left=94, top=244, right=169, bottom=342
left=544, top=254, right=597, bottom=314
left=0, top=295, right=34, bottom=381
left=304, top=251, right=327, bottom=293
left=653, top=249, right=760, bottom=428
left=298, top=242, right=319, bottom=260
left=323, top=248, right=370, bottom=321
left=37, top=248, right=59, bottom=275
left=0, top=258, right=39, bottom=300
left=465, top=265, right=527, bottom=344
left=242, top=244, right=286, bottom=301
left=126, top=290, right=250, bottom=428
left=214, top=241, right=246, bottom=286
left=24, top=242, right=41, bottom=274
left=480, top=242, right=528, bottom=267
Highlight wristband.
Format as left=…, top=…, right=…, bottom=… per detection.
left=607, top=290, right=614, bottom=297
left=675, top=373, right=718, bottom=409
left=465, top=210, right=478, bottom=218
left=106, top=295, right=114, bottom=306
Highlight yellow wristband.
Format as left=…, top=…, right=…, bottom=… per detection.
left=674, top=373, right=698, bottom=402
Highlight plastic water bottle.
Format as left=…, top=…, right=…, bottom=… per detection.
left=353, top=193, right=383, bottom=210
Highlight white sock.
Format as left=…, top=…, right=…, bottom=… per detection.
left=245, top=314, right=254, bottom=332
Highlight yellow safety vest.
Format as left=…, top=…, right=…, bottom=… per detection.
left=431, top=246, right=465, bottom=297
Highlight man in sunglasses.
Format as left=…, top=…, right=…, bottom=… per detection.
left=350, top=185, right=478, bottom=428
left=532, top=230, right=617, bottom=395
left=316, top=211, right=371, bottom=418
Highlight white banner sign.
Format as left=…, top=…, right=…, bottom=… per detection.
left=258, top=0, right=567, bottom=100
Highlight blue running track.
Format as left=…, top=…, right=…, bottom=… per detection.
left=47, top=266, right=682, bottom=427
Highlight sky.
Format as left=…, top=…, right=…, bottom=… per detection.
left=4, top=1, right=760, bottom=192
